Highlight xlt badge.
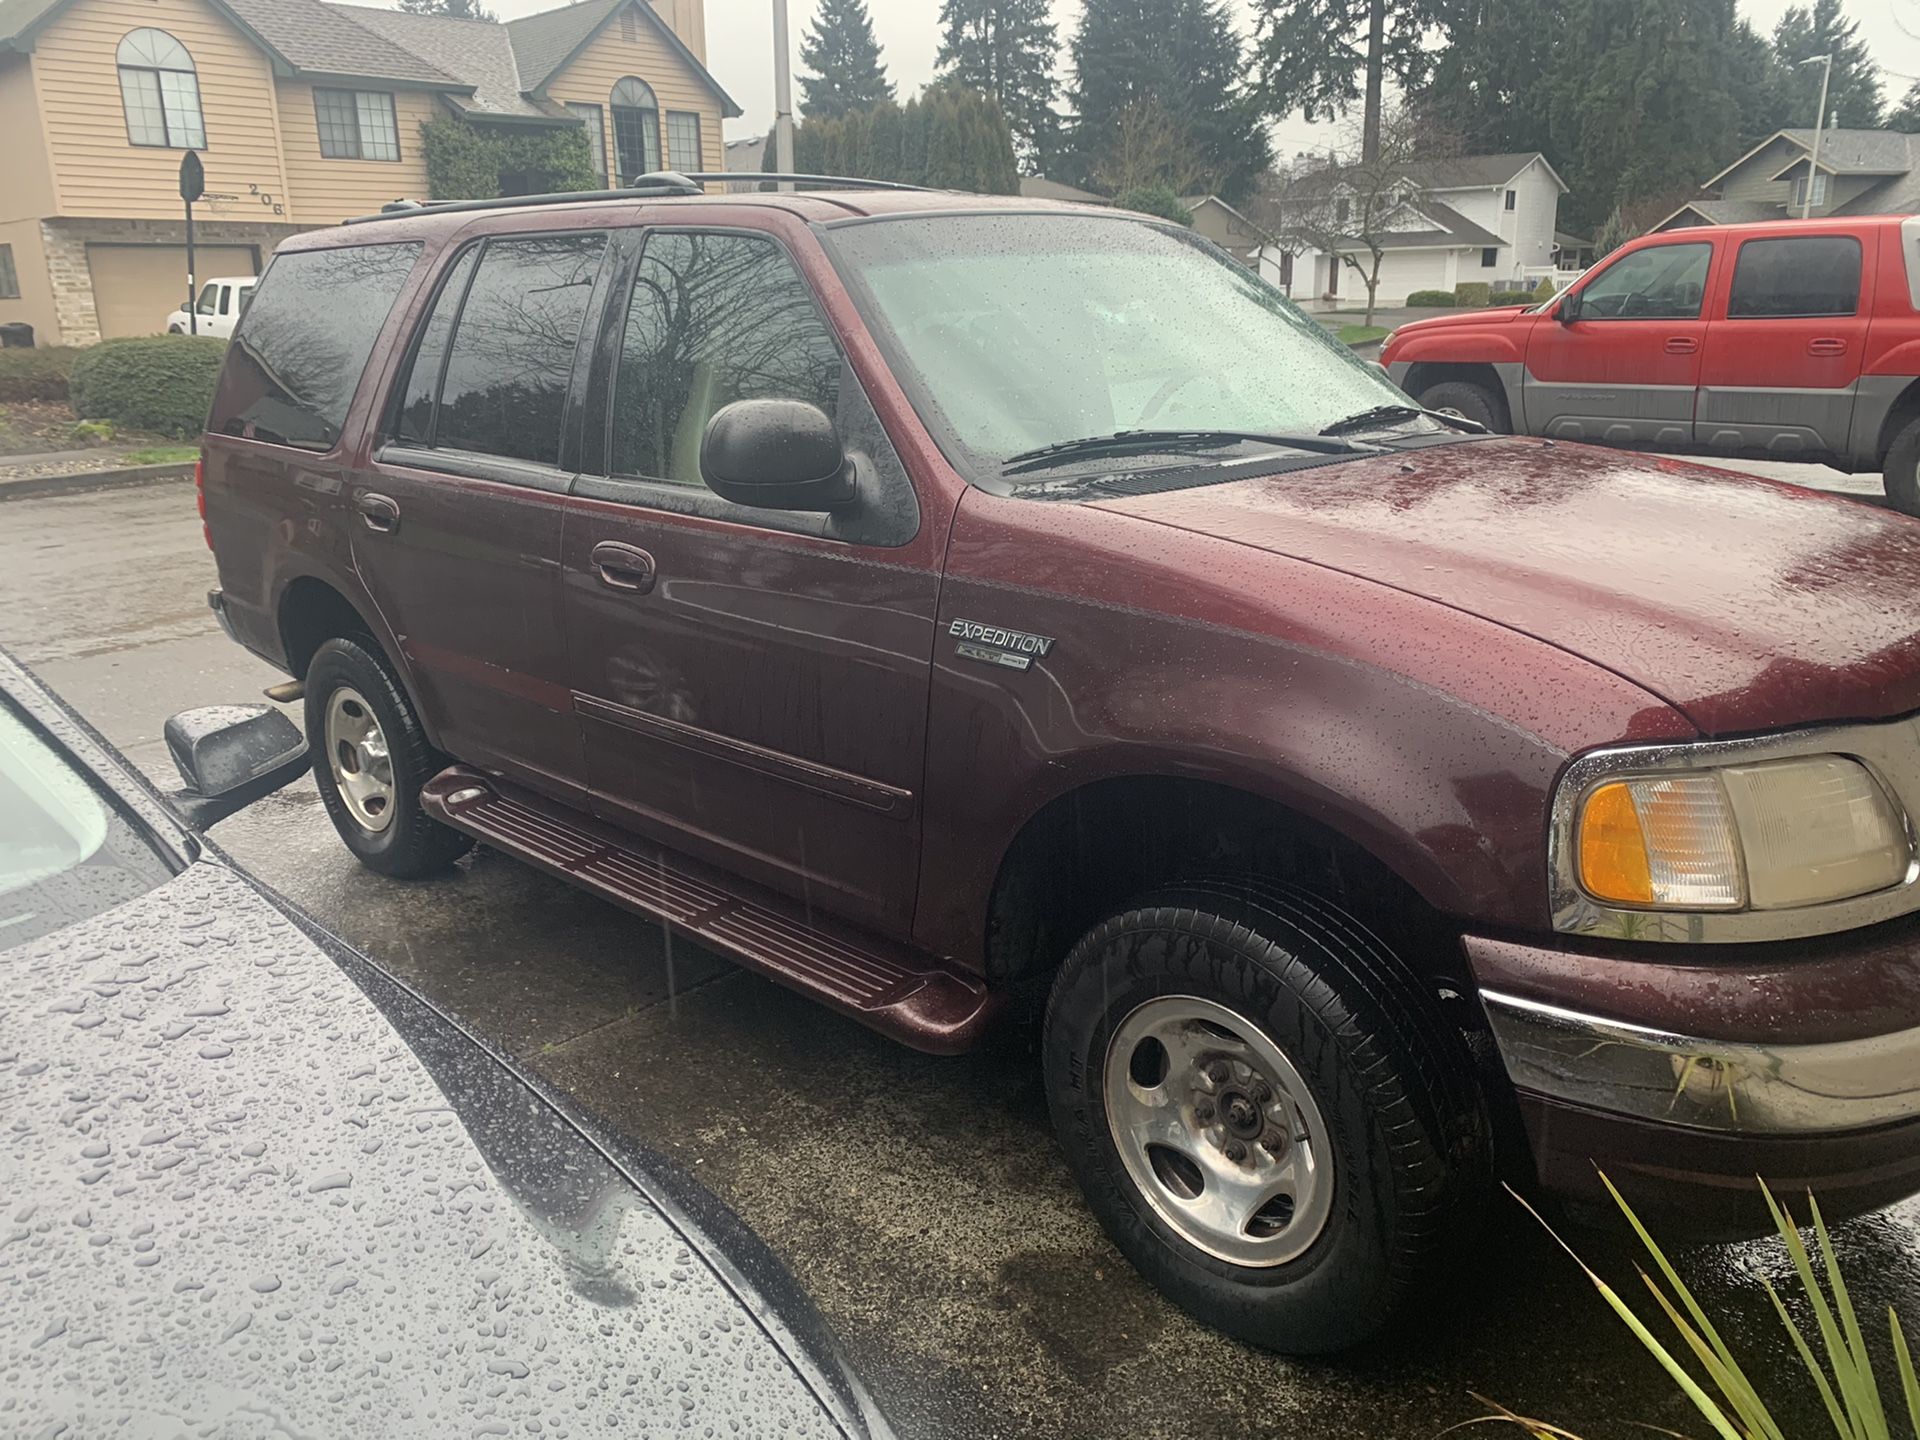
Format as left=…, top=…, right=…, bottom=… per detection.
left=949, top=618, right=1055, bottom=671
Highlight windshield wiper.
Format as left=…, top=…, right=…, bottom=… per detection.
left=1002, top=428, right=1373, bottom=476
left=1318, top=404, right=1486, bottom=437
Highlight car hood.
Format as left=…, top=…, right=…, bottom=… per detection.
left=1093, top=438, right=1920, bottom=736
left=2, top=860, right=880, bottom=1438
left=1386, top=304, right=1532, bottom=339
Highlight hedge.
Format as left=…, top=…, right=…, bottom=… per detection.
left=0, top=346, right=83, bottom=403
left=1490, top=290, right=1534, bottom=306
left=1113, top=184, right=1193, bottom=225
left=1405, top=290, right=1456, bottom=307
left=1453, top=281, right=1492, bottom=307
left=69, top=335, right=227, bottom=438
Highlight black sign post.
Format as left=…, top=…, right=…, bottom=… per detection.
left=179, top=151, right=204, bottom=336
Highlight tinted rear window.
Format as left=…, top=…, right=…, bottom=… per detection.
left=212, top=242, right=421, bottom=450
left=1727, top=235, right=1861, bottom=318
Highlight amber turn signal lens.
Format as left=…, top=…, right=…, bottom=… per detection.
left=1577, top=781, right=1655, bottom=905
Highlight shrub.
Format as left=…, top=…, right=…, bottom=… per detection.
left=1113, top=184, right=1193, bottom=225
left=1405, top=289, right=1456, bottom=307
left=1453, top=281, right=1492, bottom=307
left=1489, top=289, right=1533, bottom=306
left=69, top=335, right=226, bottom=438
left=68, top=418, right=115, bottom=445
left=1532, top=275, right=1558, bottom=303
left=0, top=345, right=83, bottom=403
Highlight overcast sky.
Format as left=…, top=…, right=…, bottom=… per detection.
left=470, top=0, right=1920, bottom=158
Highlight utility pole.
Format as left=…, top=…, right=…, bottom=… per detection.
left=1800, top=53, right=1833, bottom=219
left=771, top=0, right=795, bottom=190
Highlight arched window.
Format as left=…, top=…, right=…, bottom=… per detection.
left=610, top=77, right=660, bottom=183
left=117, top=29, right=205, bottom=149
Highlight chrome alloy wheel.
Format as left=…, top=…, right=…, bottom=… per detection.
left=1104, top=995, right=1334, bottom=1267
left=324, top=686, right=396, bottom=833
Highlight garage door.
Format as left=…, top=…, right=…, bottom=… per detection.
left=86, top=245, right=258, bottom=339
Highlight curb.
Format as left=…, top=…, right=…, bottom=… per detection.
left=0, top=460, right=194, bottom=502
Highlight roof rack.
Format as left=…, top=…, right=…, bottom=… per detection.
left=340, top=170, right=933, bottom=226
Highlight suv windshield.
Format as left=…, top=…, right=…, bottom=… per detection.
left=827, top=213, right=1419, bottom=479
left=0, top=701, right=173, bottom=951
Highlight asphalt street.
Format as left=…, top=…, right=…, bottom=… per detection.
left=4, top=471, right=1917, bottom=1439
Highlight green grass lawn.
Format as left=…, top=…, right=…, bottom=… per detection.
left=123, top=445, right=198, bottom=465
left=1336, top=324, right=1390, bottom=345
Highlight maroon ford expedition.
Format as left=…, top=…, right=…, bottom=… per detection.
left=198, top=176, right=1920, bottom=1355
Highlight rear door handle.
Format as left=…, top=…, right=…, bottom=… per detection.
left=1808, top=337, right=1848, bottom=357
left=591, top=540, right=656, bottom=594
left=1664, top=336, right=1698, bottom=354
left=355, top=492, right=400, bottom=533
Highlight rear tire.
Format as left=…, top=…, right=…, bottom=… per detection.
left=1882, top=415, right=1920, bottom=516
left=1042, top=879, right=1488, bottom=1354
left=1416, top=379, right=1507, bottom=433
left=304, top=636, right=472, bottom=878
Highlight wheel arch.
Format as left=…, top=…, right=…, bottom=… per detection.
left=275, top=574, right=442, bottom=749
left=1399, top=362, right=1515, bottom=430
left=1868, top=373, right=1920, bottom=468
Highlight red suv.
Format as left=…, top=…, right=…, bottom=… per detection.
left=1382, top=215, right=1920, bottom=513
left=200, top=179, right=1920, bottom=1355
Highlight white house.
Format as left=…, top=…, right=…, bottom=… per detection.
left=1266, top=152, right=1572, bottom=308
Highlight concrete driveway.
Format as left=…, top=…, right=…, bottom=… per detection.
left=4, top=475, right=1915, bottom=1439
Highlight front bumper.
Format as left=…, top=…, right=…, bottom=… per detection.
left=1465, top=920, right=1920, bottom=1225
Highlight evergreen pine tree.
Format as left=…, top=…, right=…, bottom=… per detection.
left=1067, top=0, right=1270, bottom=202
left=398, top=0, right=494, bottom=19
left=1769, top=0, right=1883, bottom=129
left=935, top=0, right=1060, bottom=173
left=1250, top=0, right=1443, bottom=160
left=798, top=0, right=894, bottom=121
left=1891, top=80, right=1920, bottom=133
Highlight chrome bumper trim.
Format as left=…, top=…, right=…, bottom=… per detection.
left=1481, top=988, right=1920, bottom=1134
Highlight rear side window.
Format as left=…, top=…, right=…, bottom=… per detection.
left=611, top=231, right=840, bottom=485
left=395, top=234, right=606, bottom=467
left=214, top=242, right=420, bottom=451
left=1728, top=236, right=1862, bottom=318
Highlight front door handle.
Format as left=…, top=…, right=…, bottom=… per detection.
left=355, top=492, right=400, bottom=533
left=1664, top=336, right=1698, bottom=354
left=1808, top=337, right=1848, bottom=357
left=591, top=540, right=656, bottom=594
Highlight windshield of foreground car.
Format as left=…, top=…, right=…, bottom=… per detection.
left=0, top=700, right=173, bottom=951
left=827, top=213, right=1427, bottom=480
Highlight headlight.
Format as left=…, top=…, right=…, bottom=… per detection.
left=1574, top=755, right=1910, bottom=911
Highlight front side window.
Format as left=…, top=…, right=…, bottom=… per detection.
left=402, top=234, right=607, bottom=467
left=611, top=232, right=840, bottom=485
left=0, top=700, right=174, bottom=953
left=214, top=242, right=421, bottom=451
left=610, top=77, right=660, bottom=183
left=314, top=89, right=400, bottom=162
left=665, top=111, right=702, bottom=174
left=1728, top=235, right=1861, bottom=318
left=565, top=102, right=607, bottom=185
left=1572, top=242, right=1712, bottom=320
left=117, top=29, right=205, bottom=149
left=826, top=214, right=1406, bottom=475
left=195, top=281, right=218, bottom=315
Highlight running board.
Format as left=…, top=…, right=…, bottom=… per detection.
left=420, top=767, right=1000, bottom=1054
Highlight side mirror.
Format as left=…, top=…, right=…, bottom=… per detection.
left=1557, top=293, right=1581, bottom=325
left=700, top=399, right=855, bottom=512
left=164, top=704, right=308, bottom=830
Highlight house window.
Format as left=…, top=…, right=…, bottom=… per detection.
left=1504, top=189, right=1516, bottom=211
left=1481, top=247, right=1499, bottom=267
left=565, top=102, right=607, bottom=185
left=1792, top=172, right=1829, bottom=208
left=117, top=29, right=206, bottom=149
left=0, top=244, right=17, bottom=300
left=610, top=76, right=660, bottom=183
left=315, top=89, right=400, bottom=161
left=665, top=111, right=701, bottom=173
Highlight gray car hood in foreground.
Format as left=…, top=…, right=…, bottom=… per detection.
left=1, top=858, right=870, bottom=1438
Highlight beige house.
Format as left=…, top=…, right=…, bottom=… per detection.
left=0, top=0, right=736, bottom=345
left=1656, top=129, right=1920, bottom=231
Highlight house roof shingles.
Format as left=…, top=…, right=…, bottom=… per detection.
left=332, top=4, right=559, bottom=121
left=506, top=0, right=622, bottom=91
left=1404, top=152, right=1550, bottom=190
left=219, top=0, right=464, bottom=87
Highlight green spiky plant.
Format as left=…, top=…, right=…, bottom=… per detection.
left=1461, top=1176, right=1920, bottom=1440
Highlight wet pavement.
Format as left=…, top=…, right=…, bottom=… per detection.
left=3, top=476, right=1917, bottom=1439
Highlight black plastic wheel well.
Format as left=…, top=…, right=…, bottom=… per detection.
left=983, top=775, right=1460, bottom=987
left=277, top=578, right=374, bottom=680
left=1875, top=377, right=1920, bottom=467
left=1400, top=361, right=1508, bottom=415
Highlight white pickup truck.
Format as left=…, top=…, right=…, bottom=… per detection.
left=165, top=275, right=256, bottom=339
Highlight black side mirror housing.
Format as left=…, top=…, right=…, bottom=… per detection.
left=1557, top=293, right=1581, bottom=325
left=164, top=704, right=308, bottom=829
left=700, top=399, right=855, bottom=512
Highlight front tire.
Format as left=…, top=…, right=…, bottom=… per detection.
left=1043, top=880, right=1488, bottom=1354
left=1416, top=379, right=1507, bottom=433
left=1882, top=415, right=1920, bottom=516
left=304, top=636, right=473, bottom=878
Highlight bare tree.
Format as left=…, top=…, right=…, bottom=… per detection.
left=1250, top=109, right=1458, bottom=326
left=1089, top=101, right=1207, bottom=197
